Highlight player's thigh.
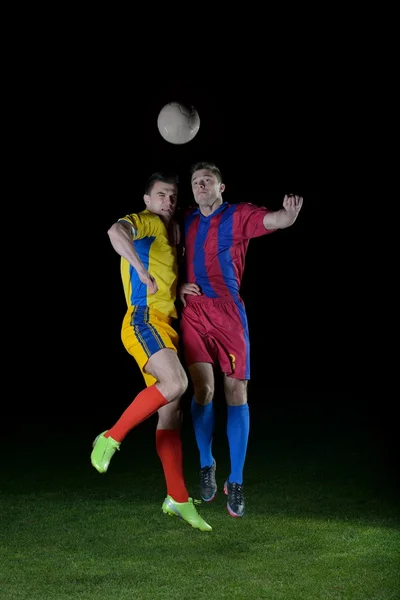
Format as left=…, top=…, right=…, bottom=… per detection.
left=213, top=301, right=250, bottom=380
left=223, top=374, right=248, bottom=406
left=122, top=307, right=180, bottom=388
left=180, top=305, right=213, bottom=364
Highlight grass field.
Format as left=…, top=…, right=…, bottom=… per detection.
left=1, top=402, right=399, bottom=600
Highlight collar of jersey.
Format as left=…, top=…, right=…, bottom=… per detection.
left=196, top=201, right=229, bottom=220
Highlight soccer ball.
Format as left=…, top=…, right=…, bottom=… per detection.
left=157, top=102, right=200, bottom=145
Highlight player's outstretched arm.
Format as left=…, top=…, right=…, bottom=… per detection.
left=263, top=194, right=303, bottom=230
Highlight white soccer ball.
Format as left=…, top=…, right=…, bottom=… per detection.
left=157, top=102, right=200, bottom=145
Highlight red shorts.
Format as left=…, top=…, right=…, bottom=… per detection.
left=180, top=296, right=250, bottom=380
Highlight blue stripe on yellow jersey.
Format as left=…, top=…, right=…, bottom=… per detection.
left=118, top=209, right=178, bottom=318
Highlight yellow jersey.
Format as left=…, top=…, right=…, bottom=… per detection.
left=118, top=209, right=178, bottom=319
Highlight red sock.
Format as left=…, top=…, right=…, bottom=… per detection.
left=156, top=429, right=189, bottom=503
left=105, top=385, right=168, bottom=443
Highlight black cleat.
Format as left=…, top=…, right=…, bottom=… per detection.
left=224, top=480, right=245, bottom=517
left=200, top=461, right=217, bottom=502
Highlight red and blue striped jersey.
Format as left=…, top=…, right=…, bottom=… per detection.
left=183, top=202, right=276, bottom=299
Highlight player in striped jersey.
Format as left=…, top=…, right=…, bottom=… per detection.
left=179, top=162, right=303, bottom=517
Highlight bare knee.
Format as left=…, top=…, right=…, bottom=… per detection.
left=157, top=369, right=188, bottom=403
left=146, top=349, right=188, bottom=403
left=189, top=363, right=215, bottom=406
left=173, top=370, right=188, bottom=399
left=193, top=383, right=214, bottom=406
left=224, top=377, right=248, bottom=406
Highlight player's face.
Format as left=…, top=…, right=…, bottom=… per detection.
left=144, top=181, right=178, bottom=221
left=191, top=169, right=225, bottom=207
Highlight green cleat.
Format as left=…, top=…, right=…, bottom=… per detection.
left=91, top=431, right=120, bottom=473
left=162, top=495, right=212, bottom=532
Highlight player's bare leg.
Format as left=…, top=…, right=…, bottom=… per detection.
left=91, top=349, right=186, bottom=473
left=148, top=356, right=212, bottom=532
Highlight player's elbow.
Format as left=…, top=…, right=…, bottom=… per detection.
left=108, top=221, right=130, bottom=243
left=263, top=213, right=278, bottom=230
left=107, top=222, right=119, bottom=238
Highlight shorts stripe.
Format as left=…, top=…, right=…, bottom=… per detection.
left=130, top=306, right=166, bottom=357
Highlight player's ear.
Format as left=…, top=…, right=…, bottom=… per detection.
left=220, top=183, right=225, bottom=193
left=143, top=194, right=150, bottom=206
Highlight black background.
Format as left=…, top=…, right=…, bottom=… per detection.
left=4, top=61, right=395, bottom=496
left=12, top=83, right=372, bottom=445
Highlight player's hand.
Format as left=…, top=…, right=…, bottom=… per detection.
left=283, top=194, right=303, bottom=215
left=139, top=271, right=158, bottom=295
left=179, top=282, right=201, bottom=307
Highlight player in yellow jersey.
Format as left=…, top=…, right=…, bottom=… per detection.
left=91, top=172, right=211, bottom=532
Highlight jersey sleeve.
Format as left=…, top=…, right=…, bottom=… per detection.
left=118, top=213, right=150, bottom=240
left=236, top=202, right=276, bottom=239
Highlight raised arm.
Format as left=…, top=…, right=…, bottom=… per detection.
left=263, top=194, right=303, bottom=230
left=107, top=221, right=158, bottom=294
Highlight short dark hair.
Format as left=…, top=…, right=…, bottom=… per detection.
left=189, top=162, right=223, bottom=183
left=145, top=172, right=179, bottom=195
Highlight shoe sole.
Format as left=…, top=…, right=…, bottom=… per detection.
left=91, top=453, right=108, bottom=473
left=227, top=504, right=243, bottom=518
left=201, top=489, right=217, bottom=502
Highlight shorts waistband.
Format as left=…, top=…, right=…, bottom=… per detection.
left=186, top=295, right=241, bottom=305
left=128, top=305, right=172, bottom=324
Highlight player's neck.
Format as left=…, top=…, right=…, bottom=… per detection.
left=199, top=198, right=223, bottom=217
left=159, top=215, right=171, bottom=227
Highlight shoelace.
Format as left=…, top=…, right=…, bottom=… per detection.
left=201, top=466, right=213, bottom=487
left=230, top=482, right=244, bottom=504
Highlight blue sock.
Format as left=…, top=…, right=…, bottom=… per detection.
left=191, top=398, right=215, bottom=468
left=227, top=404, right=250, bottom=485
